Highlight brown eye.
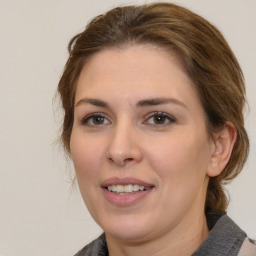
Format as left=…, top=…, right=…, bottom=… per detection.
left=82, top=113, right=110, bottom=126
left=154, top=114, right=167, bottom=124
left=93, top=115, right=105, bottom=125
left=146, top=112, right=176, bottom=126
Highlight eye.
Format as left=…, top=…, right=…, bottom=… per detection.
left=145, top=112, right=176, bottom=126
left=81, top=113, right=110, bottom=126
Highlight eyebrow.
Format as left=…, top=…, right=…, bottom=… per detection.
left=75, top=98, right=110, bottom=108
left=75, top=97, right=187, bottom=109
left=137, top=97, right=188, bottom=109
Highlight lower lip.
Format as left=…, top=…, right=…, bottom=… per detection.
left=102, top=188, right=154, bottom=206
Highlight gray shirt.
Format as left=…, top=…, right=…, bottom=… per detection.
left=74, top=211, right=251, bottom=256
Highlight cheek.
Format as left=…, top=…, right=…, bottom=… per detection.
left=70, top=131, right=105, bottom=183
left=145, top=131, right=211, bottom=182
left=146, top=132, right=211, bottom=212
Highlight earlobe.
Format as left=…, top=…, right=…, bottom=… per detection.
left=207, top=122, right=237, bottom=177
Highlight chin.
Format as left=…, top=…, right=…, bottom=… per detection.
left=100, top=215, right=154, bottom=242
left=107, top=228, right=152, bottom=243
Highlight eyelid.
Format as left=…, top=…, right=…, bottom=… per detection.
left=78, top=111, right=176, bottom=127
left=80, top=112, right=111, bottom=126
left=143, top=111, right=176, bottom=125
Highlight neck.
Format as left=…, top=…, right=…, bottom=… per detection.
left=106, top=213, right=209, bottom=256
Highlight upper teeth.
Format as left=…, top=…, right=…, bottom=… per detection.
left=107, top=184, right=148, bottom=193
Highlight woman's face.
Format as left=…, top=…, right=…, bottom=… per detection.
left=70, top=45, right=215, bottom=243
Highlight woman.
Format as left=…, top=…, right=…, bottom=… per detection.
left=57, top=3, right=256, bottom=256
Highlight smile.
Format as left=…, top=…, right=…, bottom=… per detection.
left=107, top=184, right=152, bottom=195
left=101, top=178, right=154, bottom=206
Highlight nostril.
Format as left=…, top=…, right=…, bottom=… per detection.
left=107, top=157, right=134, bottom=166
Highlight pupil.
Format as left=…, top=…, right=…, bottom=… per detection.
left=154, top=115, right=165, bottom=124
left=94, top=116, right=104, bottom=124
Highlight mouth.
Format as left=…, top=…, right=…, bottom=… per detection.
left=106, top=184, right=153, bottom=195
left=101, top=178, right=154, bottom=206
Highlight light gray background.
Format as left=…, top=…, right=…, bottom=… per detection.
left=0, top=0, right=255, bottom=255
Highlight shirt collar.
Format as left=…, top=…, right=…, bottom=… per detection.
left=192, top=211, right=246, bottom=255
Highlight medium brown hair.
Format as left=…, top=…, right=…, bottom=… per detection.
left=57, top=3, right=249, bottom=212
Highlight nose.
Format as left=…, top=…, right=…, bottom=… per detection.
left=106, top=122, right=143, bottom=167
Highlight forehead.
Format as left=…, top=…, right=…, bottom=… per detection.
left=75, top=44, right=200, bottom=108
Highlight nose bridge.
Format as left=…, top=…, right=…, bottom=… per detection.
left=106, top=116, right=142, bottom=165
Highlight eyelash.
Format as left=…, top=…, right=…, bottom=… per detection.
left=144, top=112, right=176, bottom=126
left=80, top=112, right=176, bottom=127
left=81, top=112, right=110, bottom=126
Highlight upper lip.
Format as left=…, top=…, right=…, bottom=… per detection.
left=101, top=177, right=154, bottom=188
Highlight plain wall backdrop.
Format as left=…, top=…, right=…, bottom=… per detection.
left=0, top=0, right=255, bottom=255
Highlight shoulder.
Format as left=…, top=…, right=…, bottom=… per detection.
left=74, top=233, right=108, bottom=256
left=238, top=237, right=256, bottom=256
left=194, top=211, right=248, bottom=255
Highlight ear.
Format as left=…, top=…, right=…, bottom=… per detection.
left=207, top=122, right=237, bottom=177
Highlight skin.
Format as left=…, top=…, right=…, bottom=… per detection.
left=70, top=44, right=236, bottom=256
